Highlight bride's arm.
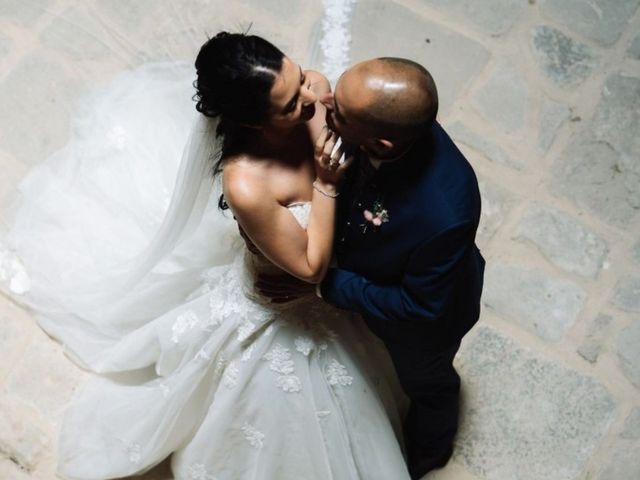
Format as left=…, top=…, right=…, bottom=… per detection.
left=224, top=132, right=348, bottom=284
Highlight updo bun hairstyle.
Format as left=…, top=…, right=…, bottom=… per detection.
left=194, top=31, right=285, bottom=180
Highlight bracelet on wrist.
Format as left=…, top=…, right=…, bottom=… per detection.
left=313, top=180, right=339, bottom=198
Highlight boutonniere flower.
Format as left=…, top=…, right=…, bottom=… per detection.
left=361, top=199, right=389, bottom=233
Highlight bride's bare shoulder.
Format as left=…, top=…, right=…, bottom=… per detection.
left=222, top=158, right=273, bottom=212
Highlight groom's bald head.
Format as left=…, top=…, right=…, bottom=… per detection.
left=335, top=58, right=438, bottom=143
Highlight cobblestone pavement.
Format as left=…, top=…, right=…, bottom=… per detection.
left=1, top=1, right=639, bottom=479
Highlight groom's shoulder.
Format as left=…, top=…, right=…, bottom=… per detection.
left=414, top=122, right=478, bottom=187
left=430, top=122, right=469, bottom=165
left=411, top=123, right=481, bottom=221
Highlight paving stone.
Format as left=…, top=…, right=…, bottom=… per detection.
left=592, top=74, right=640, bottom=180
left=483, top=263, right=587, bottom=341
left=0, top=54, right=83, bottom=165
left=596, top=407, right=640, bottom=479
left=0, top=0, right=52, bottom=26
left=539, top=0, right=640, bottom=47
left=39, top=7, right=113, bottom=60
left=577, top=313, right=612, bottom=363
left=530, top=25, right=597, bottom=88
left=514, top=204, right=608, bottom=278
left=456, top=327, right=616, bottom=480
left=621, top=407, right=640, bottom=439
left=471, top=61, right=529, bottom=133
left=420, top=0, right=526, bottom=35
left=476, top=177, right=516, bottom=248
left=611, top=275, right=640, bottom=312
left=597, top=443, right=640, bottom=478
left=0, top=395, right=49, bottom=471
left=633, top=240, right=640, bottom=265
left=6, top=336, right=81, bottom=417
left=537, top=97, right=570, bottom=152
left=551, top=138, right=637, bottom=226
left=628, top=33, right=640, bottom=60
left=551, top=75, right=640, bottom=226
left=350, top=0, right=490, bottom=113
left=448, top=122, right=522, bottom=170
left=616, top=320, right=640, bottom=388
left=591, top=441, right=640, bottom=480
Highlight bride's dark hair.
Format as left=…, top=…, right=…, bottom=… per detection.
left=194, top=31, right=285, bottom=179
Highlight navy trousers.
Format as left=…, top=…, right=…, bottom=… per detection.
left=385, top=340, right=462, bottom=479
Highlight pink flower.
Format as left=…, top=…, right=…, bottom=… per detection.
left=361, top=205, right=390, bottom=233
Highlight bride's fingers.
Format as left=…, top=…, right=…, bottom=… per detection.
left=321, top=133, right=337, bottom=168
left=329, top=148, right=345, bottom=169
left=314, top=125, right=333, bottom=162
left=329, top=137, right=343, bottom=167
left=335, top=154, right=354, bottom=173
left=313, top=129, right=338, bottom=171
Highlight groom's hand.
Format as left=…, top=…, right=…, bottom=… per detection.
left=255, top=273, right=315, bottom=303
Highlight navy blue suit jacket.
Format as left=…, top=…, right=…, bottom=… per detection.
left=321, top=122, right=485, bottom=352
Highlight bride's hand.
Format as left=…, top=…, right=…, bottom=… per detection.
left=313, top=126, right=353, bottom=191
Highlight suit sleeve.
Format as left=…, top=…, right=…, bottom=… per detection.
left=320, top=222, right=475, bottom=324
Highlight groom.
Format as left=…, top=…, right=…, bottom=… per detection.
left=319, top=58, right=485, bottom=479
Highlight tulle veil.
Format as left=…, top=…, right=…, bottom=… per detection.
left=0, top=62, right=241, bottom=371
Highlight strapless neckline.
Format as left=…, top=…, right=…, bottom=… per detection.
left=285, top=202, right=312, bottom=229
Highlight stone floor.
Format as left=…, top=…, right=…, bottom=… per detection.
left=1, top=1, right=639, bottom=479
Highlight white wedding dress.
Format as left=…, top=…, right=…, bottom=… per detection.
left=0, top=63, right=410, bottom=479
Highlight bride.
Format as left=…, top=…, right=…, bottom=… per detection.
left=0, top=32, right=410, bottom=479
